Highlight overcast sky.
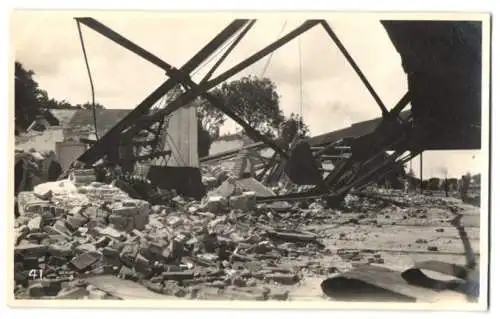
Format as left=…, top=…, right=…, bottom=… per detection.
left=12, top=10, right=484, bottom=178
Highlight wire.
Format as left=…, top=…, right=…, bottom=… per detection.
left=298, top=35, right=303, bottom=123
left=191, top=28, right=244, bottom=77
left=260, top=21, right=287, bottom=78
left=76, top=20, right=99, bottom=140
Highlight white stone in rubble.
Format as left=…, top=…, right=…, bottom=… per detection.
left=17, top=191, right=51, bottom=217
left=229, top=191, right=257, bottom=211
left=200, top=196, right=228, bottom=214
left=33, top=179, right=78, bottom=200
left=27, top=216, right=43, bottom=232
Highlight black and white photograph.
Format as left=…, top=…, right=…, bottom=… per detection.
left=8, top=10, right=491, bottom=309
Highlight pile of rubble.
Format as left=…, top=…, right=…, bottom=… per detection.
left=14, top=168, right=338, bottom=301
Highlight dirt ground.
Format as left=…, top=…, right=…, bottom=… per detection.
left=269, top=193, right=481, bottom=301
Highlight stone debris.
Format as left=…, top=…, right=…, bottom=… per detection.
left=14, top=167, right=472, bottom=301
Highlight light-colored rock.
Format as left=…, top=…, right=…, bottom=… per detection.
left=229, top=191, right=257, bottom=211
left=200, top=196, right=228, bottom=214
left=88, top=289, right=107, bottom=300
left=27, top=216, right=43, bottom=232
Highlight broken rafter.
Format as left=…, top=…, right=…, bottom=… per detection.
left=200, top=20, right=257, bottom=83
left=320, top=21, right=389, bottom=117
left=124, top=20, right=322, bottom=158
left=79, top=17, right=295, bottom=159
left=74, top=19, right=250, bottom=165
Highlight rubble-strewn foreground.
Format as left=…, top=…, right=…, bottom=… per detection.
left=14, top=169, right=480, bottom=301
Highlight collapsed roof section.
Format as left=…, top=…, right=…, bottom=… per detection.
left=382, top=20, right=483, bottom=150
left=66, top=17, right=487, bottom=204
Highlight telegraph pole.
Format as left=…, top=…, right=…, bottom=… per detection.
left=420, top=152, right=424, bottom=194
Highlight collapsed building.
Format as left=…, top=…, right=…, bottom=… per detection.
left=13, top=18, right=485, bottom=302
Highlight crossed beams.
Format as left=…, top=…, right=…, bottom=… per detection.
left=74, top=18, right=398, bottom=169
left=73, top=17, right=421, bottom=205
left=75, top=19, right=250, bottom=164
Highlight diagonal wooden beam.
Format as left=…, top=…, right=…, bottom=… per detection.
left=125, top=20, right=322, bottom=158
left=320, top=21, right=389, bottom=117
left=74, top=19, right=249, bottom=165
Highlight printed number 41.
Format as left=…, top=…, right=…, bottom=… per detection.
left=28, top=269, right=43, bottom=280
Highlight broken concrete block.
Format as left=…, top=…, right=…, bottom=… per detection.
left=70, top=170, right=96, bottom=185
left=81, top=206, right=97, bottom=219
left=267, top=230, right=317, bottom=243
left=15, top=243, right=48, bottom=258
left=120, top=243, right=139, bottom=268
left=96, top=226, right=126, bottom=241
left=102, top=247, right=120, bottom=258
left=33, top=183, right=53, bottom=200
left=229, top=191, right=257, bottom=211
left=17, top=192, right=52, bottom=217
left=134, top=253, right=152, bottom=275
left=264, top=273, right=300, bottom=285
left=66, top=214, right=89, bottom=231
left=70, top=251, right=101, bottom=271
left=53, top=220, right=72, bottom=236
left=67, top=206, right=85, bottom=216
left=133, top=213, right=149, bottom=231
left=28, top=280, right=62, bottom=297
left=27, top=216, right=43, bottom=232
left=202, top=176, right=218, bottom=189
left=111, top=206, right=138, bottom=217
left=47, top=256, right=67, bottom=267
left=75, top=243, right=97, bottom=254
left=95, top=236, right=111, bottom=248
left=167, top=216, right=183, bottom=227
left=48, top=243, right=73, bottom=258
left=147, top=240, right=168, bottom=257
left=72, top=168, right=95, bottom=176
left=108, top=214, right=131, bottom=231
left=200, top=196, right=228, bottom=215
left=15, top=225, right=30, bottom=244
left=102, top=248, right=121, bottom=267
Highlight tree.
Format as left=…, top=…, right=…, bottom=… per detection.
left=196, top=97, right=224, bottom=139
left=283, top=112, right=310, bottom=140
left=81, top=102, right=105, bottom=110
left=472, top=173, right=481, bottom=185
left=198, top=75, right=285, bottom=139
left=14, top=62, right=47, bottom=130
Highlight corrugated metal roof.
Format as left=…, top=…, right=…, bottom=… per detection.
left=67, top=109, right=131, bottom=130
left=50, top=109, right=79, bottom=127
left=307, top=110, right=412, bottom=147
left=64, top=109, right=131, bottom=139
